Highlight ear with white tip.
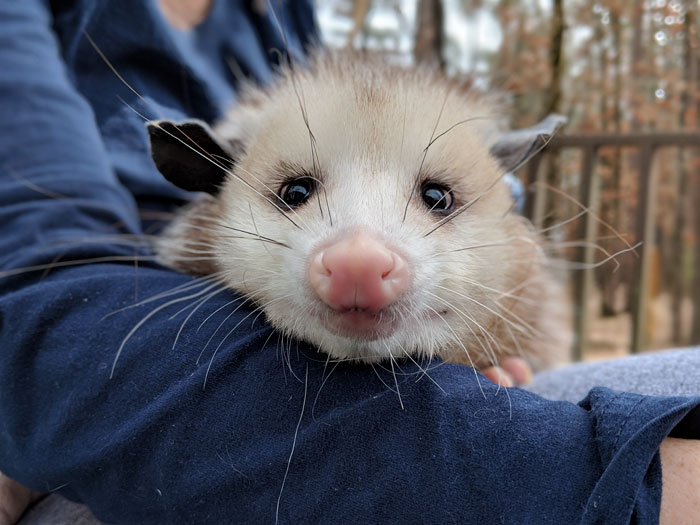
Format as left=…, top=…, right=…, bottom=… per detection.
left=147, top=119, right=234, bottom=195
left=490, top=114, right=567, bottom=172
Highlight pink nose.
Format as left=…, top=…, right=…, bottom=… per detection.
left=308, top=233, right=409, bottom=313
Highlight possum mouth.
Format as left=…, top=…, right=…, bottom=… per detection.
left=320, top=308, right=400, bottom=341
left=318, top=306, right=448, bottom=341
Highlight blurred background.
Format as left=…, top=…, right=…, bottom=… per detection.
left=315, top=0, right=700, bottom=361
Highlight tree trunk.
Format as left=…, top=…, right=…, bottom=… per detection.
left=691, top=9, right=700, bottom=345
left=346, top=0, right=372, bottom=49
left=600, top=8, right=625, bottom=317
left=540, top=0, right=565, bottom=232
left=414, top=0, right=445, bottom=71
left=542, top=0, right=564, bottom=117
left=671, top=3, right=694, bottom=344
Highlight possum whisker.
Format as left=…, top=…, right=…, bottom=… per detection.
left=281, top=331, right=295, bottom=382
left=427, top=291, right=501, bottom=367
left=265, top=0, right=332, bottom=228
left=260, top=325, right=280, bottom=358
left=5, top=163, right=161, bottom=227
left=5, top=164, right=169, bottom=229
left=216, top=223, right=290, bottom=248
left=203, top=293, right=294, bottom=389
left=430, top=237, right=531, bottom=258
left=4, top=164, right=70, bottom=199
left=538, top=209, right=587, bottom=234
left=150, top=120, right=310, bottom=232
left=508, top=125, right=560, bottom=173
left=145, top=113, right=310, bottom=231
left=84, top=33, right=158, bottom=118
left=422, top=129, right=559, bottom=237
left=122, top=92, right=314, bottom=233
left=111, top=282, right=227, bottom=378
left=196, top=296, right=246, bottom=334
left=425, top=115, right=498, bottom=151
left=249, top=201, right=274, bottom=258
left=370, top=361, right=400, bottom=396
left=424, top=304, right=486, bottom=398
left=43, top=235, right=155, bottom=249
left=434, top=284, right=540, bottom=339
left=402, top=85, right=451, bottom=224
left=549, top=242, right=642, bottom=271
left=167, top=281, right=227, bottom=320
left=384, top=342, right=405, bottom=410
left=533, top=181, right=636, bottom=253
left=396, top=341, right=445, bottom=393
left=196, top=281, right=286, bottom=364
left=103, top=272, right=228, bottom=320
left=399, top=88, right=408, bottom=170
left=0, top=254, right=201, bottom=280
left=170, top=285, right=229, bottom=351
left=275, top=365, right=308, bottom=525
left=230, top=160, right=318, bottom=232
left=115, top=92, right=313, bottom=232
left=197, top=298, right=251, bottom=364
left=451, top=296, right=522, bottom=374
left=422, top=188, right=492, bottom=237
left=545, top=241, right=621, bottom=271
left=311, top=356, right=339, bottom=421
left=436, top=272, right=540, bottom=308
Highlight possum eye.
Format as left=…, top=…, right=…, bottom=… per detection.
left=280, top=177, right=315, bottom=208
left=421, top=182, right=453, bottom=212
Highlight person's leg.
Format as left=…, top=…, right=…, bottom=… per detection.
left=11, top=348, right=698, bottom=524
left=527, top=348, right=700, bottom=402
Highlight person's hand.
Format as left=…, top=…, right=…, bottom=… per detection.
left=0, top=472, right=41, bottom=525
left=481, top=357, right=532, bottom=387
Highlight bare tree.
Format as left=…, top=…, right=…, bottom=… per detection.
left=671, top=1, right=695, bottom=344
left=414, top=0, right=445, bottom=70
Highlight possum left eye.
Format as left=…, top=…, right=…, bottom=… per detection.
left=280, top=177, right=315, bottom=208
left=421, top=182, right=453, bottom=212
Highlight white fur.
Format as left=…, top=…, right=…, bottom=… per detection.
left=157, top=53, right=571, bottom=368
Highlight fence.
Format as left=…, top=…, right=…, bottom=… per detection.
left=523, top=131, right=700, bottom=361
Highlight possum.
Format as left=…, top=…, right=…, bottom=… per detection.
left=147, top=53, right=571, bottom=371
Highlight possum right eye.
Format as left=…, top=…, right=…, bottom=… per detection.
left=279, top=177, right=315, bottom=208
left=421, top=182, right=454, bottom=213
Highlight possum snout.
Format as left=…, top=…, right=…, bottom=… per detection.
left=308, top=232, right=409, bottom=314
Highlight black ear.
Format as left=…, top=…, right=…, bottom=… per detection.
left=147, top=119, right=234, bottom=195
left=490, top=114, right=567, bottom=172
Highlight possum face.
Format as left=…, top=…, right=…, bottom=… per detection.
left=149, top=55, right=568, bottom=366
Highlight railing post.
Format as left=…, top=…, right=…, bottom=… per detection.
left=631, top=145, right=656, bottom=353
left=523, top=153, right=543, bottom=223
left=572, top=146, right=599, bottom=361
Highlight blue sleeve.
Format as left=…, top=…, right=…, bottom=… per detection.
left=1, top=3, right=700, bottom=525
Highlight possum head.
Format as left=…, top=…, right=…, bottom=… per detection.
left=149, top=55, right=568, bottom=367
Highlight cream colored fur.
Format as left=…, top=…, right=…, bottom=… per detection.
left=156, top=53, right=571, bottom=369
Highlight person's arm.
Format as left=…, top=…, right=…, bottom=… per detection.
left=660, top=438, right=700, bottom=524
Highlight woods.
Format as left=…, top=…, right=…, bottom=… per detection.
left=317, top=0, right=700, bottom=358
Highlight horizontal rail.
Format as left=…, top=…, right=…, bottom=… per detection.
left=549, top=131, right=700, bottom=149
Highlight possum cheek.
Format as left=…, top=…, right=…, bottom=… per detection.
left=308, top=232, right=409, bottom=314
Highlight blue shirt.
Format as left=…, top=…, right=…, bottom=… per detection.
left=1, top=2, right=699, bottom=523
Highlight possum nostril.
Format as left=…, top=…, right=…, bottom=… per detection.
left=308, top=233, right=409, bottom=313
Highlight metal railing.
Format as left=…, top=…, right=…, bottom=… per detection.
left=523, top=131, right=700, bottom=360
